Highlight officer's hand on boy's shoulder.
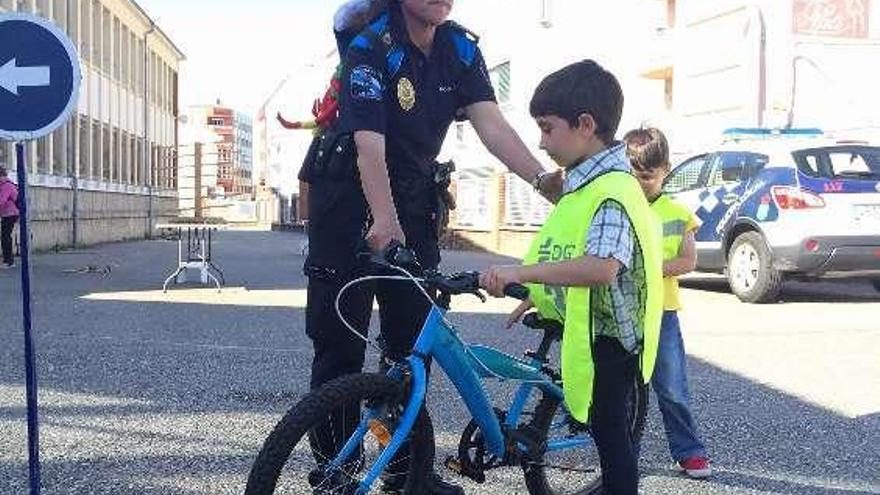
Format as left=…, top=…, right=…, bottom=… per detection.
left=479, top=265, right=523, bottom=298
left=539, top=169, right=564, bottom=204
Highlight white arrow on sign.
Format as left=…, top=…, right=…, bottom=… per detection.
left=0, top=58, right=51, bottom=96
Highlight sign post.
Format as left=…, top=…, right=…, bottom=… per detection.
left=0, top=13, right=81, bottom=495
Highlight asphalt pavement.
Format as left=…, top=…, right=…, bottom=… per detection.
left=1, top=230, right=878, bottom=494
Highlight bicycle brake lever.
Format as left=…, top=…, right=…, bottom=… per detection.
left=471, top=289, right=487, bottom=303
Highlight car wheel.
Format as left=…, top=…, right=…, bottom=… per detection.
left=727, top=232, right=783, bottom=303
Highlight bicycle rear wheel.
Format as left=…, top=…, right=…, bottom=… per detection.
left=245, top=373, right=434, bottom=495
left=521, top=376, right=648, bottom=495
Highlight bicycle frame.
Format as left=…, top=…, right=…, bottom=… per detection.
left=327, top=302, right=589, bottom=493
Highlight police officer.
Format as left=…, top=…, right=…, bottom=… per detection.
left=304, top=0, right=560, bottom=492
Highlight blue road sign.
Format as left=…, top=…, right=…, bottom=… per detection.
left=0, top=12, right=81, bottom=495
left=0, top=13, right=81, bottom=141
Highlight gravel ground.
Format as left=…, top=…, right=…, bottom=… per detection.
left=1, top=231, right=877, bottom=494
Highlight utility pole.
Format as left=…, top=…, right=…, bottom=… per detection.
left=194, top=142, right=202, bottom=220
left=67, top=0, right=79, bottom=248
left=144, top=21, right=155, bottom=237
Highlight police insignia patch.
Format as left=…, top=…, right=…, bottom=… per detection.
left=350, top=64, right=383, bottom=101
left=397, top=77, right=416, bottom=111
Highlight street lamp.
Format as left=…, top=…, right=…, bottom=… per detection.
left=144, top=20, right=155, bottom=237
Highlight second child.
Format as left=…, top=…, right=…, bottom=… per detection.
left=623, top=127, right=712, bottom=479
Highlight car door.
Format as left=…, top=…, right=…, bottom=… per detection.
left=663, top=153, right=715, bottom=217
left=699, top=152, right=759, bottom=239
left=664, top=153, right=722, bottom=269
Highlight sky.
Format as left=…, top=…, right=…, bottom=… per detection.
left=136, top=0, right=340, bottom=117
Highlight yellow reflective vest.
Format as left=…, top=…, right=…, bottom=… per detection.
left=651, top=194, right=698, bottom=311
left=523, top=171, right=663, bottom=423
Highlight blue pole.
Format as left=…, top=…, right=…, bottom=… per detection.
left=15, top=142, right=41, bottom=495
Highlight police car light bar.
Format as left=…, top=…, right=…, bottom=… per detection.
left=722, top=127, right=824, bottom=138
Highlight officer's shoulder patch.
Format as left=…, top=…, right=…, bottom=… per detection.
left=445, top=20, right=480, bottom=43
left=350, top=64, right=384, bottom=102
left=349, top=12, right=392, bottom=51
left=445, top=21, right=479, bottom=67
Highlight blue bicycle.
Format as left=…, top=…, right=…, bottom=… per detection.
left=245, top=247, right=647, bottom=494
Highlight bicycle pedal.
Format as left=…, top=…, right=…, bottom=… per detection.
left=444, top=455, right=486, bottom=483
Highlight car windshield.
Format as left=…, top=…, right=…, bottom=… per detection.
left=793, top=145, right=880, bottom=180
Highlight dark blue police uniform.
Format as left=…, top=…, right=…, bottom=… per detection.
left=304, top=6, right=495, bottom=391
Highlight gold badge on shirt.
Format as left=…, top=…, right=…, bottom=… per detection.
left=397, top=77, right=416, bottom=112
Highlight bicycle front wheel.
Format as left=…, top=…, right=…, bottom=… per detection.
left=245, top=373, right=434, bottom=495
left=521, top=376, right=648, bottom=495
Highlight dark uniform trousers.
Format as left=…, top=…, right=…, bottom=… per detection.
left=305, top=175, right=440, bottom=391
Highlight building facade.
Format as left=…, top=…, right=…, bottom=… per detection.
left=449, top=0, right=880, bottom=256
left=642, top=0, right=880, bottom=154
left=185, top=104, right=253, bottom=200
left=0, top=0, right=183, bottom=250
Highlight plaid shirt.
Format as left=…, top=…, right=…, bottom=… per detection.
left=563, top=143, right=647, bottom=354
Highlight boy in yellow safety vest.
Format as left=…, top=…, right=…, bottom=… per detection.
left=480, top=60, right=664, bottom=495
left=623, top=127, right=712, bottom=479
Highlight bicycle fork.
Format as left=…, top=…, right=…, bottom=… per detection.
left=324, top=356, right=428, bottom=495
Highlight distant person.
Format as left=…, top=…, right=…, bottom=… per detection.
left=624, top=126, right=712, bottom=479
left=0, top=166, right=19, bottom=269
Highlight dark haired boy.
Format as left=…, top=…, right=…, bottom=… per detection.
left=481, top=60, right=664, bottom=494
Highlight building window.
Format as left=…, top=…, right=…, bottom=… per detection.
left=157, top=145, right=165, bottom=188
left=136, top=138, right=144, bottom=185
left=134, top=39, right=142, bottom=90
left=119, top=131, right=127, bottom=183
left=489, top=61, right=511, bottom=105
left=121, top=26, right=129, bottom=89
left=129, top=136, right=137, bottom=185
left=0, top=142, right=9, bottom=172
left=36, top=138, right=50, bottom=174
left=113, top=16, right=121, bottom=82
left=52, top=124, right=65, bottom=176
left=91, top=119, right=100, bottom=179
left=79, top=116, right=89, bottom=178
left=91, top=0, right=100, bottom=68
left=51, top=0, right=66, bottom=29
left=66, top=0, right=78, bottom=44
left=35, top=0, right=49, bottom=17
left=79, top=0, right=89, bottom=63
left=101, top=7, right=111, bottom=75
left=102, top=124, right=110, bottom=180
left=151, top=144, right=158, bottom=187
left=128, top=31, right=136, bottom=89
left=150, top=52, right=157, bottom=104
left=113, top=127, right=121, bottom=182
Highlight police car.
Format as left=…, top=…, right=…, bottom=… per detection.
left=663, top=128, right=880, bottom=303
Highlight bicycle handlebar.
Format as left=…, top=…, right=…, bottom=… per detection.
left=364, top=241, right=530, bottom=304
left=503, top=283, right=529, bottom=301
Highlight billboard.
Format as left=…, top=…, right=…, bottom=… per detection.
left=794, top=0, right=870, bottom=38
